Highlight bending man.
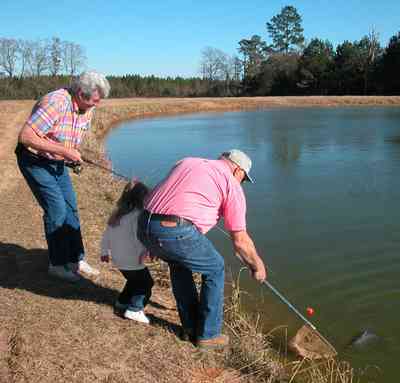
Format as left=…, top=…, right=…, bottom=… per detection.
left=15, top=71, right=111, bottom=282
left=138, top=149, right=266, bottom=349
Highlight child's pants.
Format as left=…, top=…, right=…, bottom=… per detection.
left=118, top=267, right=154, bottom=311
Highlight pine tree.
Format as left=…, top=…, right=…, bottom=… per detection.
left=266, top=5, right=305, bottom=54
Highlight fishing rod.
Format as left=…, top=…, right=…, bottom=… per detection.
left=67, top=157, right=130, bottom=180
left=82, top=156, right=130, bottom=180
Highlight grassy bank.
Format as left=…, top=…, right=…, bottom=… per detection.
left=1, top=96, right=387, bottom=382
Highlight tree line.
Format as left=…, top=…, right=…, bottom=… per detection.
left=1, top=5, right=400, bottom=99
left=0, top=73, right=211, bottom=100
left=0, top=36, right=210, bottom=99
left=200, top=5, right=400, bottom=96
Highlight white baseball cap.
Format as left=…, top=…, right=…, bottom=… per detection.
left=222, top=149, right=254, bottom=183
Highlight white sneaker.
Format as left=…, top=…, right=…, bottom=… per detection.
left=68, top=260, right=100, bottom=276
left=124, top=310, right=150, bottom=324
left=48, top=265, right=81, bottom=282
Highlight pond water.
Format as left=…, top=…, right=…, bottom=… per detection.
left=105, top=107, right=400, bottom=382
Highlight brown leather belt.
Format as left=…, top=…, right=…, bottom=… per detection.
left=143, top=210, right=192, bottom=226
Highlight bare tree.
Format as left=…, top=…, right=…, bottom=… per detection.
left=0, top=38, right=19, bottom=77
left=199, top=46, right=237, bottom=95
left=360, top=28, right=381, bottom=94
left=199, top=46, right=230, bottom=81
left=62, top=41, right=86, bottom=76
left=232, top=55, right=243, bottom=82
left=26, top=39, right=49, bottom=77
left=49, top=37, right=62, bottom=76
left=18, top=39, right=31, bottom=78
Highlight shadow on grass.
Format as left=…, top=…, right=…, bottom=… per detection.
left=0, top=242, right=166, bottom=308
left=147, top=313, right=184, bottom=339
left=0, top=241, right=184, bottom=337
left=0, top=241, right=118, bottom=306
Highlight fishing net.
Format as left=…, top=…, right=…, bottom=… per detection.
left=289, top=324, right=337, bottom=359
left=262, top=280, right=337, bottom=360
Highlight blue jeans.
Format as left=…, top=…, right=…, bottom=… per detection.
left=138, top=213, right=225, bottom=340
left=16, top=145, right=85, bottom=266
left=119, top=268, right=154, bottom=311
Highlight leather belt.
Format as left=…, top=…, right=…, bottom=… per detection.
left=143, top=210, right=192, bottom=226
left=15, top=143, right=63, bottom=164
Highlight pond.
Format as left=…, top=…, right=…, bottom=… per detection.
left=105, top=107, right=400, bottom=382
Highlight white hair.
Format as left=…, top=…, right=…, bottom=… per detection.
left=70, top=70, right=111, bottom=98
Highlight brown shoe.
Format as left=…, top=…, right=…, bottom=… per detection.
left=196, top=334, right=230, bottom=350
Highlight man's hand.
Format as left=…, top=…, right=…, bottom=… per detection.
left=19, top=126, right=82, bottom=162
left=251, top=267, right=267, bottom=282
left=62, top=147, right=82, bottom=163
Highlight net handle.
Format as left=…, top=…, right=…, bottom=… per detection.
left=262, top=280, right=317, bottom=331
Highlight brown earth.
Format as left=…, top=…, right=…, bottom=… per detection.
left=1, top=96, right=399, bottom=383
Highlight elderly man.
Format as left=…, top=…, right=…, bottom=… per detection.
left=15, top=71, right=111, bottom=282
left=138, top=149, right=266, bottom=349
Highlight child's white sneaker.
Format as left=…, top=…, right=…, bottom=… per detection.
left=124, top=310, right=150, bottom=324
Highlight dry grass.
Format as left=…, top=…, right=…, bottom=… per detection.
left=223, top=271, right=288, bottom=383
left=223, top=272, right=360, bottom=383
left=0, top=96, right=392, bottom=382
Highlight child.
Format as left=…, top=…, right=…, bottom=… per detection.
left=101, top=181, right=154, bottom=324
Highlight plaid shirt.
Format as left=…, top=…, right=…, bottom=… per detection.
left=27, top=88, right=94, bottom=158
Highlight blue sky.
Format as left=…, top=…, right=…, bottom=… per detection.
left=1, top=0, right=399, bottom=77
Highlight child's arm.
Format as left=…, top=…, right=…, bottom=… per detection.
left=100, top=227, right=112, bottom=263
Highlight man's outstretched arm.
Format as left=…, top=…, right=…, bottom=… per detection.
left=230, top=230, right=267, bottom=282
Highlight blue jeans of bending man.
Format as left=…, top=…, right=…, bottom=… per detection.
left=16, top=146, right=85, bottom=266
left=138, top=213, right=225, bottom=340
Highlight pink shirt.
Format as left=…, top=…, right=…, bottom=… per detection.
left=145, top=157, right=247, bottom=234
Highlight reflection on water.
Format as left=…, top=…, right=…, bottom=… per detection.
left=106, top=107, right=400, bottom=383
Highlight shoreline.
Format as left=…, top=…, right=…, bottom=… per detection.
left=91, top=95, right=400, bottom=138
